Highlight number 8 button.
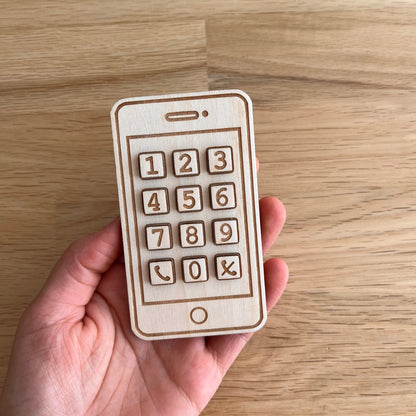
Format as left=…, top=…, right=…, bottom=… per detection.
left=179, top=221, right=206, bottom=248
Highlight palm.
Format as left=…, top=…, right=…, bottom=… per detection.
left=1, top=197, right=288, bottom=416
left=84, top=262, right=222, bottom=415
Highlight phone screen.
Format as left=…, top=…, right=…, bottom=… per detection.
left=126, top=127, right=254, bottom=305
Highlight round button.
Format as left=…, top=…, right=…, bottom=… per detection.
left=190, top=307, right=208, bottom=324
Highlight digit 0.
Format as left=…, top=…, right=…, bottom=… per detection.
left=188, top=261, right=201, bottom=280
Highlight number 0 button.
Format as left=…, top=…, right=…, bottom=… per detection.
left=172, top=149, right=199, bottom=176
left=209, top=183, right=236, bottom=210
left=142, top=188, right=169, bottom=215
left=182, top=256, right=208, bottom=283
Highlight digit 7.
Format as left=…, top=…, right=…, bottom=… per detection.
left=151, top=228, right=164, bottom=246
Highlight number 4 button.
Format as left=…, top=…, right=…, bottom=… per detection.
left=207, top=146, right=234, bottom=174
left=142, top=188, right=169, bottom=215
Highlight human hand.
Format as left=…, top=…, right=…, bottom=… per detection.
left=0, top=195, right=288, bottom=415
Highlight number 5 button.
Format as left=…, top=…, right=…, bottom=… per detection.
left=176, top=185, right=202, bottom=212
left=209, top=183, right=236, bottom=210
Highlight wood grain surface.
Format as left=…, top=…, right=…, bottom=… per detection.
left=1, top=1, right=415, bottom=415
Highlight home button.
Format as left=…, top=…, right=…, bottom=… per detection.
left=190, top=307, right=208, bottom=324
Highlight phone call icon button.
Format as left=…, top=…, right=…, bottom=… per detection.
left=190, top=307, right=208, bottom=324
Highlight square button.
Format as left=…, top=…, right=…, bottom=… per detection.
left=207, top=146, right=234, bottom=174
left=212, top=218, right=239, bottom=245
left=149, top=259, right=175, bottom=285
left=210, top=183, right=236, bottom=210
left=182, top=256, right=208, bottom=283
left=215, top=253, right=242, bottom=280
left=145, top=224, right=172, bottom=250
left=176, top=185, right=202, bottom=212
left=138, top=152, right=166, bottom=179
left=172, top=149, right=200, bottom=176
left=179, top=221, right=205, bottom=248
left=142, top=188, right=169, bottom=215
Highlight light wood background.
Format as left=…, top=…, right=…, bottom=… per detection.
left=1, top=1, right=415, bottom=415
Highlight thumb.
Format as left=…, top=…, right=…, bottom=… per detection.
left=32, top=217, right=123, bottom=323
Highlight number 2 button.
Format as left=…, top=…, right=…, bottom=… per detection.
left=142, top=188, right=169, bottom=215
left=172, top=149, right=199, bottom=176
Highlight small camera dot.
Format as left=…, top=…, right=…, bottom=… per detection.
left=202, top=110, right=208, bottom=117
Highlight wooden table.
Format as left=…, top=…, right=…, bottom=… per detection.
left=1, top=2, right=415, bottom=414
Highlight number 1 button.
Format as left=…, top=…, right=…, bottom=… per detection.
left=138, top=152, right=166, bottom=179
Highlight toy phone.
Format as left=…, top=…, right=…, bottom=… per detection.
left=111, top=90, right=266, bottom=340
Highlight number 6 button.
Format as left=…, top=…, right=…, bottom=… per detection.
left=209, top=183, right=236, bottom=210
left=176, top=185, right=202, bottom=212
left=138, top=152, right=166, bottom=179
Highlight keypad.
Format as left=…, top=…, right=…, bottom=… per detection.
left=139, top=147, right=242, bottom=286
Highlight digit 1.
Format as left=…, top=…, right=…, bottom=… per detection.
left=145, top=155, right=159, bottom=175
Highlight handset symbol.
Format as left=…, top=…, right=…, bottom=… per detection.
left=154, top=265, right=171, bottom=282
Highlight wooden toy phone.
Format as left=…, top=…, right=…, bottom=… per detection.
left=111, top=90, right=266, bottom=340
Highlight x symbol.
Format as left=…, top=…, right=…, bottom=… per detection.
left=221, top=260, right=237, bottom=276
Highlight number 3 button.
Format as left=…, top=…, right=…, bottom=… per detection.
left=207, top=146, right=233, bottom=174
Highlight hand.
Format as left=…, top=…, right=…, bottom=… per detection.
left=0, top=197, right=288, bottom=416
